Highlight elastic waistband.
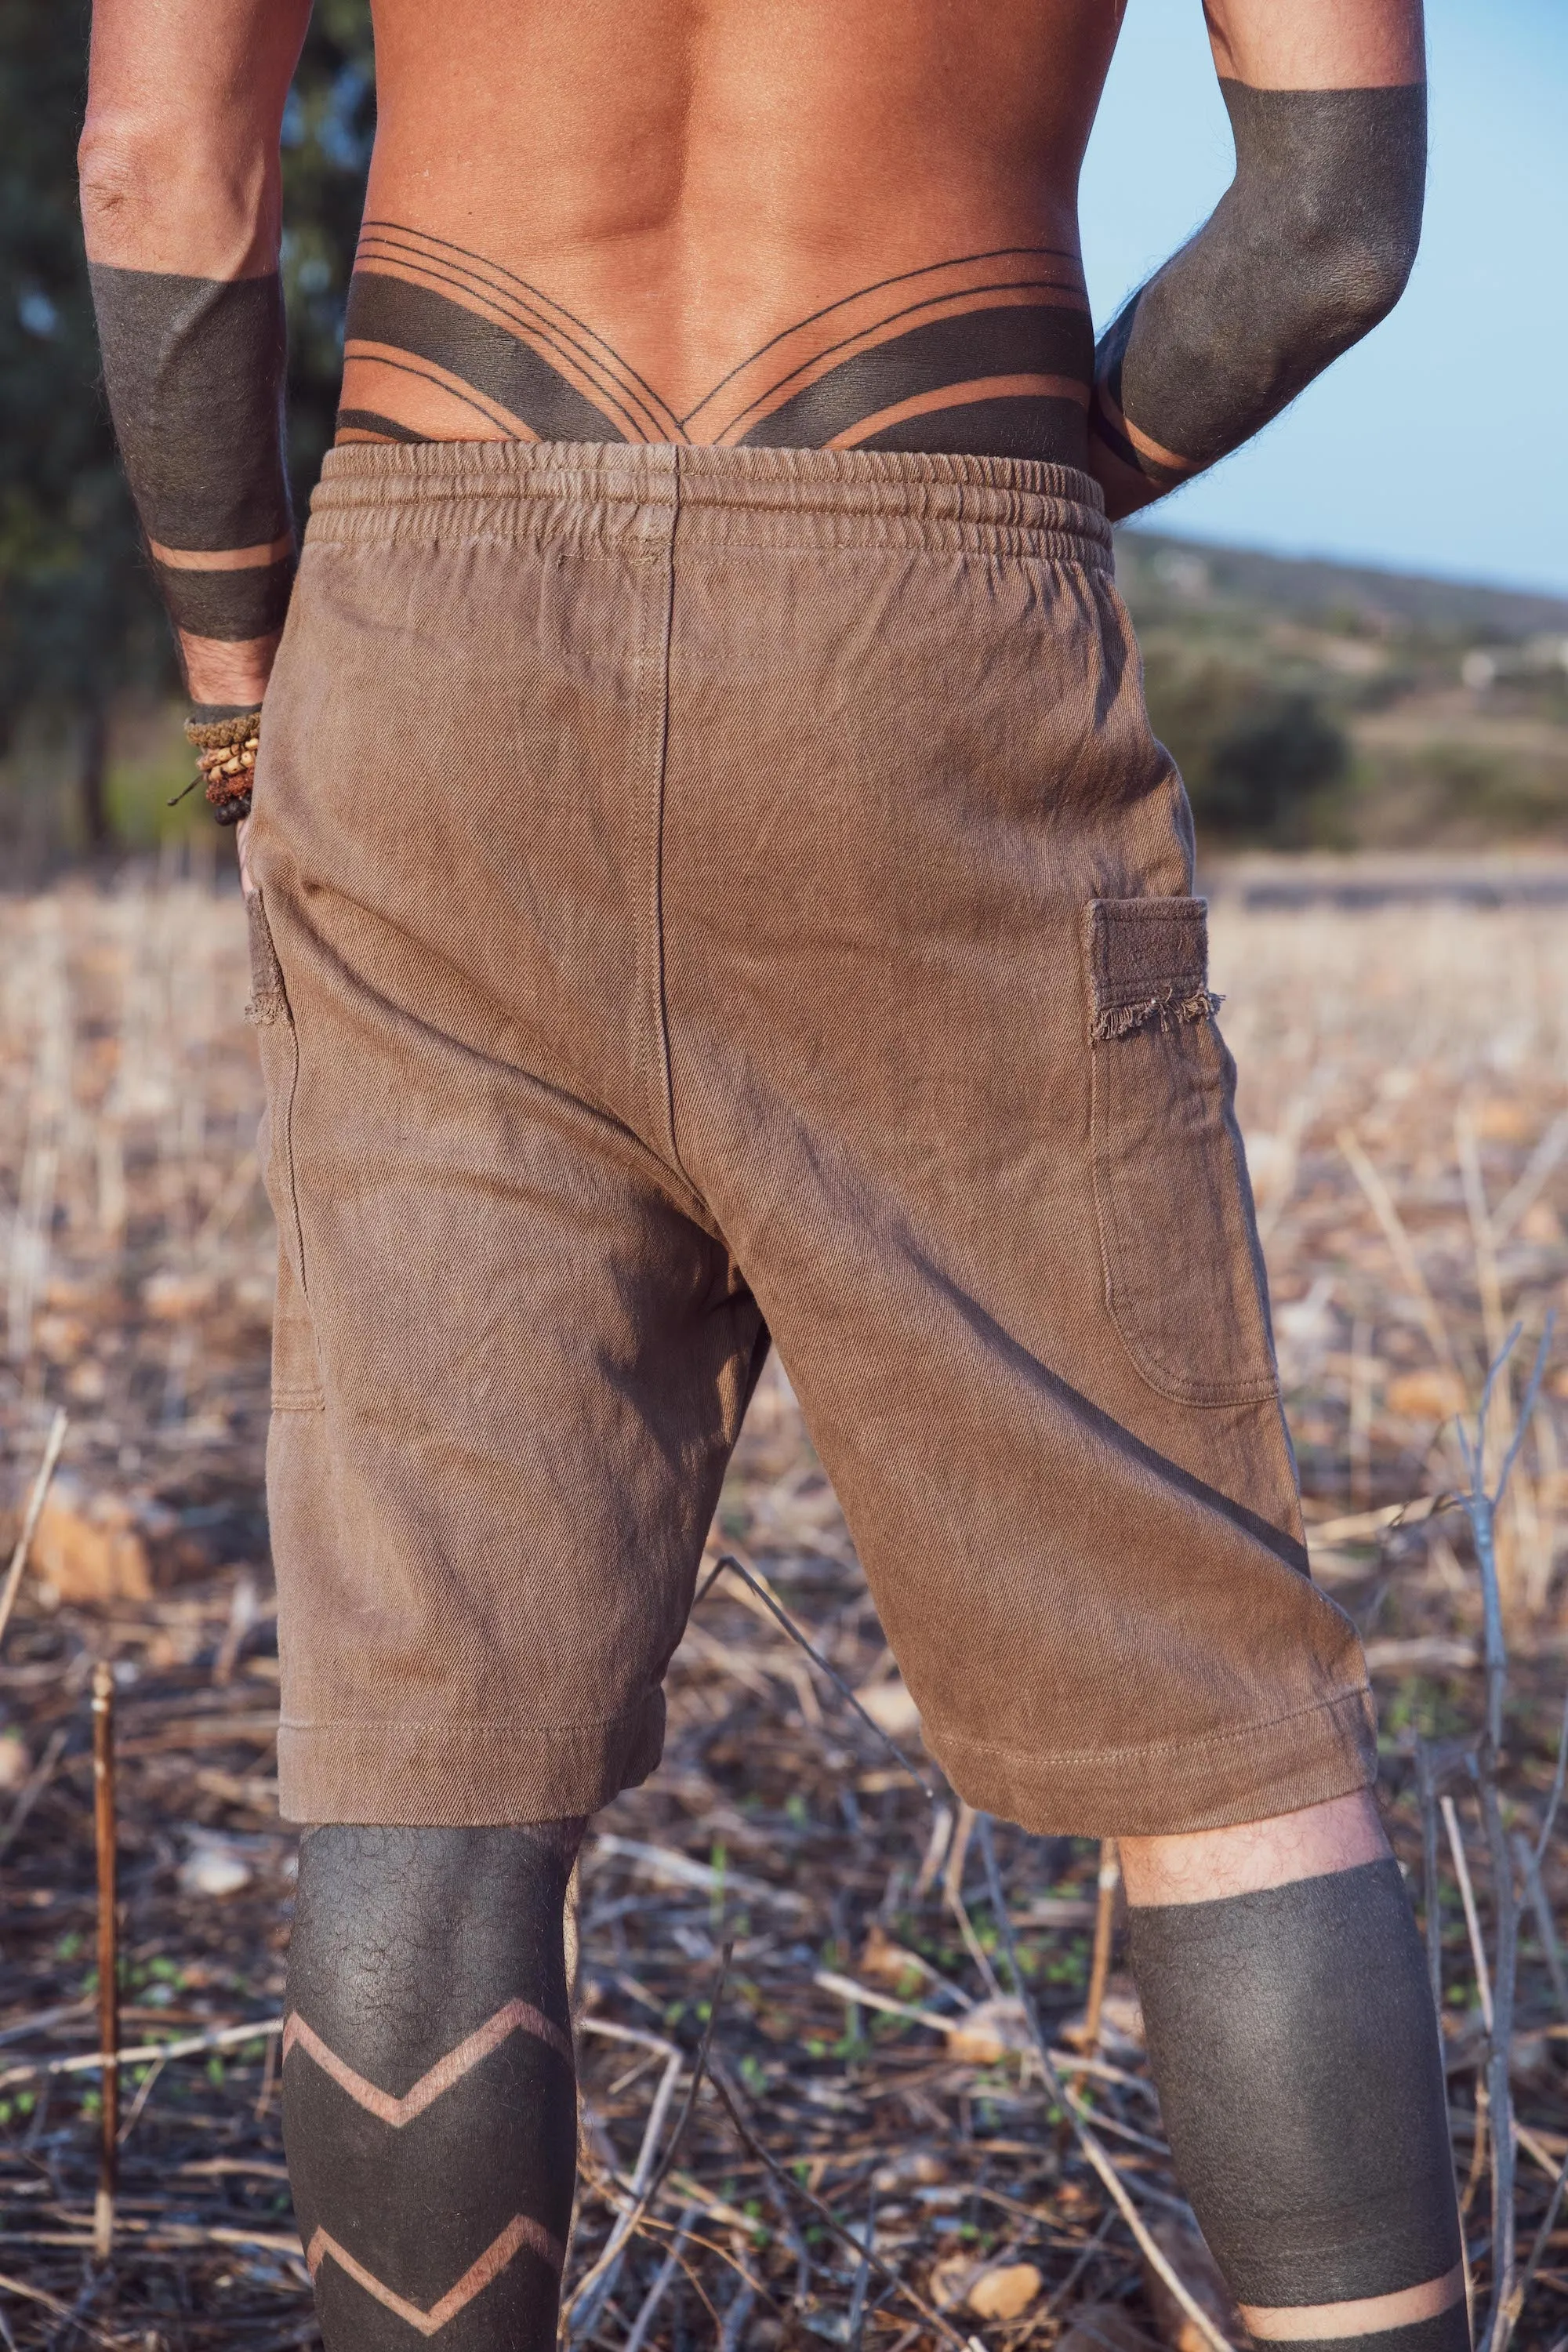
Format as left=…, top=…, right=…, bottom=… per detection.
left=308, top=439, right=1112, bottom=569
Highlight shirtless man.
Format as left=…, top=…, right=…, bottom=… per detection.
left=80, top=5, right=1461, bottom=2348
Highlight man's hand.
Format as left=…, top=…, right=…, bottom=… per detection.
left=1087, top=0, right=1425, bottom=520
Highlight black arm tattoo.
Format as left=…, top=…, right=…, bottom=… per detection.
left=1090, top=82, right=1426, bottom=493
left=283, top=1822, right=583, bottom=2352
left=88, top=266, right=296, bottom=641
left=337, top=237, right=1094, bottom=466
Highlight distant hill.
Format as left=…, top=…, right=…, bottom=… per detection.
left=1116, top=529, right=1568, bottom=644
left=1111, top=532, right=1568, bottom=849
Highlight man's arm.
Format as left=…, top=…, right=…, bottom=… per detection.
left=1087, top=0, right=1425, bottom=521
left=79, top=0, right=313, bottom=736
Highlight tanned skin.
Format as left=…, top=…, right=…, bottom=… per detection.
left=80, top=7, right=1449, bottom=2350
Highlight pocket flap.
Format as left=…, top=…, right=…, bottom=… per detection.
left=1084, top=897, right=1219, bottom=1042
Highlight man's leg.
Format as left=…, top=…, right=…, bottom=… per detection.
left=282, top=1822, right=583, bottom=2352
left=1121, top=1795, right=1468, bottom=2350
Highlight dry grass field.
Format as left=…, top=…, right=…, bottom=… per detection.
left=1, top=865, right=1566, bottom=2352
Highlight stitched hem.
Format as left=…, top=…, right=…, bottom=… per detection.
left=276, top=1690, right=665, bottom=1824
left=925, top=1685, right=1377, bottom=1838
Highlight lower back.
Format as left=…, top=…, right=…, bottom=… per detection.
left=339, top=0, right=1119, bottom=463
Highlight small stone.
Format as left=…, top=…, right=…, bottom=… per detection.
left=143, top=1271, right=216, bottom=1321
left=871, top=2147, right=946, bottom=2193
left=0, top=1730, right=31, bottom=1792
left=855, top=1675, right=920, bottom=1738
left=928, top=2252, right=979, bottom=2312
left=179, top=1835, right=253, bottom=1899
left=32, top=1477, right=153, bottom=1604
left=967, top=2263, right=1043, bottom=2321
left=1387, top=1368, right=1468, bottom=1421
left=945, top=1994, right=1033, bottom=2064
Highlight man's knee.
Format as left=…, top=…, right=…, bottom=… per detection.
left=286, top=1821, right=583, bottom=2050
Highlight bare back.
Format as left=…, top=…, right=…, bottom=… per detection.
left=338, top=0, right=1120, bottom=459
left=79, top=0, right=1425, bottom=706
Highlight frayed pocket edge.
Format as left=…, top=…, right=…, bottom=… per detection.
left=1091, top=983, right=1224, bottom=1043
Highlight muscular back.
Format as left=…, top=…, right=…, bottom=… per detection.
left=339, top=0, right=1117, bottom=460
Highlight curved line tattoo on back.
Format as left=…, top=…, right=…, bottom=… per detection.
left=338, top=233, right=1095, bottom=465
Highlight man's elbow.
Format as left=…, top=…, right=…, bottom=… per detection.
left=1307, top=166, right=1425, bottom=335
left=78, top=112, right=278, bottom=271
left=1242, top=163, right=1422, bottom=383
left=78, top=117, right=161, bottom=251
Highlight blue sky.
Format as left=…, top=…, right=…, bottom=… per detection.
left=1079, top=0, right=1567, bottom=594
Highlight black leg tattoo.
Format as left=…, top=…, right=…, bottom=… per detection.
left=284, top=1822, right=583, bottom=2352
left=1128, top=1860, right=1468, bottom=2350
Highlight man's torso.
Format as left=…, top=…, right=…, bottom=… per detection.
left=336, top=0, right=1121, bottom=463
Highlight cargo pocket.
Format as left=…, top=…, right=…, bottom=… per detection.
left=245, top=891, right=323, bottom=1409
left=1084, top=897, right=1278, bottom=1407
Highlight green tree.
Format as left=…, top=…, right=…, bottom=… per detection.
left=0, top=0, right=157, bottom=843
left=0, top=0, right=374, bottom=847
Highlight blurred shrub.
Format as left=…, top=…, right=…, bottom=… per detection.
left=1366, top=745, right=1568, bottom=846
left=1139, top=649, right=1352, bottom=845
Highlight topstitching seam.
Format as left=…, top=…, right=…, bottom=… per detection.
left=928, top=1683, right=1373, bottom=1773
left=645, top=456, right=688, bottom=1185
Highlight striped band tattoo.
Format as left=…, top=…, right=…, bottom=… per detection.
left=338, top=230, right=1094, bottom=464
left=88, top=266, right=296, bottom=643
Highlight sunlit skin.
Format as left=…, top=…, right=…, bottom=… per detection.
left=79, top=0, right=1423, bottom=718
left=78, top=5, right=1449, bottom=2336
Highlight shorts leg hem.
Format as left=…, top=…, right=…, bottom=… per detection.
left=275, top=1691, right=666, bottom=1824
left=926, top=1685, right=1377, bottom=1838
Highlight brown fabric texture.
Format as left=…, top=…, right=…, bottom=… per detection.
left=247, top=438, right=1374, bottom=1836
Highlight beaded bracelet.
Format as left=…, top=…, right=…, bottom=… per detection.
left=183, top=710, right=262, bottom=827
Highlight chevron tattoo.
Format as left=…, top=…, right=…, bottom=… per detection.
left=304, top=2216, right=566, bottom=2337
left=337, top=232, right=1095, bottom=464
left=283, top=2000, right=574, bottom=2127
left=283, top=1824, right=583, bottom=2352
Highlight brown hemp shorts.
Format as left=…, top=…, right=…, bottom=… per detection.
left=246, top=439, right=1375, bottom=1837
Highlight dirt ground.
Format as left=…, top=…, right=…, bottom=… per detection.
left=1, top=868, right=1566, bottom=2352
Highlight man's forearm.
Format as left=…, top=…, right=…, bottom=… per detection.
left=1088, top=78, right=1425, bottom=520
left=80, top=0, right=311, bottom=713
left=87, top=263, right=295, bottom=696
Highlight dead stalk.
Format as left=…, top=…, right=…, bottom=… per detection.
left=1451, top=1316, right=1555, bottom=2352
left=1077, top=1840, right=1120, bottom=2054
left=704, top=1553, right=936, bottom=1800
left=0, top=2018, right=285, bottom=2096
left=1338, top=1128, right=1459, bottom=1374
left=706, top=2066, right=971, bottom=2352
left=0, top=1407, right=67, bottom=1657
left=1417, top=1739, right=1446, bottom=2016
left=1442, top=1795, right=1494, bottom=2034
left=976, top=1817, right=1236, bottom=2352
left=91, top=1660, right=118, bottom=2264
left=561, top=1945, right=731, bottom=2342
left=1513, top=1835, right=1568, bottom=2025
